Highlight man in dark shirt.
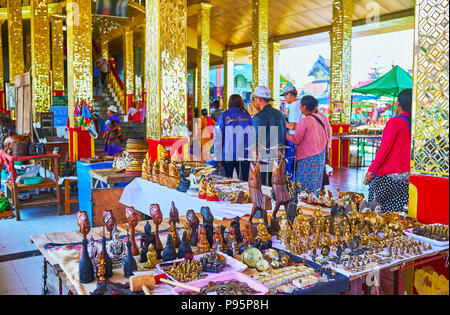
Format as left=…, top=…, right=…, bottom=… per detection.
left=252, top=86, right=287, bottom=186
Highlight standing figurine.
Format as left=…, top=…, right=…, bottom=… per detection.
left=152, top=160, right=159, bottom=183
left=87, top=236, right=99, bottom=271
left=101, top=227, right=113, bottom=279
left=186, top=210, right=199, bottom=246
left=169, top=201, right=181, bottom=248
left=126, top=207, right=140, bottom=256
left=242, top=221, right=255, bottom=245
left=197, top=226, right=211, bottom=254
left=201, top=206, right=215, bottom=247
left=278, top=214, right=291, bottom=246
left=158, top=149, right=169, bottom=186
left=227, top=226, right=237, bottom=246
left=231, top=216, right=243, bottom=243
left=169, top=225, right=181, bottom=248
left=198, top=176, right=207, bottom=199
left=139, top=221, right=156, bottom=263
left=176, top=162, right=191, bottom=193
left=103, top=210, right=117, bottom=240
left=271, top=150, right=290, bottom=223
left=77, top=211, right=95, bottom=284
left=248, top=154, right=270, bottom=225
left=123, top=233, right=138, bottom=278
left=213, top=225, right=225, bottom=251
left=183, top=221, right=191, bottom=245
left=96, top=252, right=107, bottom=283
left=168, top=159, right=180, bottom=189
left=149, top=204, right=163, bottom=258
left=162, top=234, right=177, bottom=262
left=178, top=231, right=193, bottom=259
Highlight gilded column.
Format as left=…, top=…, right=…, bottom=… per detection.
left=31, top=0, right=51, bottom=115
left=329, top=0, right=353, bottom=124
left=223, top=50, right=235, bottom=110
left=51, top=16, right=65, bottom=95
left=252, top=0, right=269, bottom=91
left=0, top=21, right=4, bottom=110
left=196, top=1, right=211, bottom=112
left=411, top=0, right=449, bottom=177
left=66, top=0, right=93, bottom=126
left=124, top=26, right=135, bottom=113
left=269, top=42, right=281, bottom=109
left=7, top=0, right=24, bottom=83
left=145, top=0, right=187, bottom=139
left=101, top=39, right=109, bottom=60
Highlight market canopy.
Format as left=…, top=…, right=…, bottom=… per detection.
left=352, top=65, right=413, bottom=97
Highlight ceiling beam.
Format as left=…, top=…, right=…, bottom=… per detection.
left=229, top=8, right=414, bottom=50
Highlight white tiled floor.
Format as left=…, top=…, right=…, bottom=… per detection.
left=0, top=203, right=79, bottom=295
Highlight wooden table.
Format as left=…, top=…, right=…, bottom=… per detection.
left=0, top=151, right=62, bottom=221
left=89, top=168, right=140, bottom=189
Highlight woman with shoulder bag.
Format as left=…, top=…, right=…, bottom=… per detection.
left=286, top=95, right=332, bottom=194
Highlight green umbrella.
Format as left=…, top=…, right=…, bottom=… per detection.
left=352, top=65, right=413, bottom=97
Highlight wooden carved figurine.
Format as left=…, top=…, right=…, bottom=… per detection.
left=198, top=176, right=207, bottom=199
left=183, top=221, right=191, bottom=245
left=152, top=160, right=159, bottom=183
left=169, top=201, right=180, bottom=227
left=139, top=221, right=156, bottom=263
left=201, top=206, right=215, bottom=247
left=178, top=231, right=193, bottom=259
left=231, top=216, right=243, bottom=243
left=103, top=210, right=117, bottom=240
left=162, top=234, right=177, bottom=262
left=142, top=153, right=150, bottom=180
left=186, top=210, right=199, bottom=246
left=123, top=233, right=138, bottom=278
left=248, top=158, right=269, bottom=225
left=159, top=150, right=169, bottom=186
left=176, top=162, right=190, bottom=193
left=213, top=225, right=225, bottom=251
left=149, top=204, right=163, bottom=256
left=77, top=211, right=95, bottom=283
left=96, top=252, right=106, bottom=283
left=168, top=159, right=180, bottom=189
left=101, top=228, right=113, bottom=278
left=125, top=207, right=140, bottom=256
left=205, top=178, right=219, bottom=201
left=271, top=150, right=290, bottom=220
left=197, top=226, right=210, bottom=254
left=169, top=225, right=181, bottom=249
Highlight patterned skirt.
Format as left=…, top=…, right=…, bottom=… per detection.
left=295, top=149, right=326, bottom=195
left=368, top=173, right=410, bottom=213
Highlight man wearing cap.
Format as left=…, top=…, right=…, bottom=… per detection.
left=282, top=84, right=304, bottom=179
left=103, top=105, right=123, bottom=156
left=251, top=86, right=287, bottom=186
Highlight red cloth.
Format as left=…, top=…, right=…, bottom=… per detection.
left=368, top=112, right=411, bottom=176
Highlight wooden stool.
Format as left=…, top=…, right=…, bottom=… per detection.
left=62, top=178, right=78, bottom=215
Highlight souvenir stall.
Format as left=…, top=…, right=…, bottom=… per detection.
left=28, top=144, right=449, bottom=295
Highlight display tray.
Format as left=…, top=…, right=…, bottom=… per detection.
left=272, top=235, right=445, bottom=278
left=403, top=224, right=449, bottom=247
left=156, top=252, right=248, bottom=283
left=172, top=271, right=269, bottom=295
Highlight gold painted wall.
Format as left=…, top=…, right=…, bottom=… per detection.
left=7, top=0, right=24, bottom=83
left=196, top=1, right=211, bottom=112
left=252, top=0, right=269, bottom=91
left=31, top=0, right=51, bottom=114
left=269, top=42, right=281, bottom=109
left=51, top=17, right=65, bottom=93
left=329, top=0, right=353, bottom=124
left=66, top=0, right=93, bottom=126
left=145, top=0, right=187, bottom=139
left=411, top=0, right=449, bottom=177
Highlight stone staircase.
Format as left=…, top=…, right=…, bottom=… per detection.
left=93, top=84, right=146, bottom=153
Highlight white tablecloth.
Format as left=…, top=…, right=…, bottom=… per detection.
left=119, top=178, right=256, bottom=220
